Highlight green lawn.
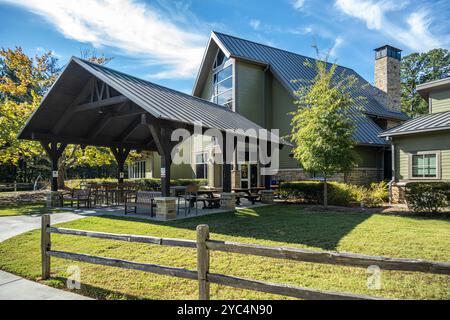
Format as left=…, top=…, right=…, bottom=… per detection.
left=0, top=205, right=449, bottom=300
left=0, top=203, right=59, bottom=217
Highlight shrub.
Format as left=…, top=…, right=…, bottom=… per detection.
left=367, top=181, right=389, bottom=207
left=66, top=178, right=208, bottom=191
left=280, top=180, right=388, bottom=208
left=406, top=183, right=449, bottom=213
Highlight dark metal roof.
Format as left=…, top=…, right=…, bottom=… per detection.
left=352, top=113, right=391, bottom=146
left=380, top=111, right=450, bottom=137
left=74, top=58, right=279, bottom=136
left=214, top=32, right=408, bottom=120
left=211, top=32, right=409, bottom=146
left=19, top=57, right=286, bottom=146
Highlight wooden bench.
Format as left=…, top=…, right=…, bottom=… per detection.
left=125, top=191, right=162, bottom=216
left=65, top=189, right=91, bottom=209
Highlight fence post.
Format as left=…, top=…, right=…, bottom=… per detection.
left=196, top=224, right=210, bottom=300
left=41, top=214, right=51, bottom=280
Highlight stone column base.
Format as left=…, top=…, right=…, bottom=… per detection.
left=220, top=193, right=236, bottom=211
left=391, top=183, right=406, bottom=204
left=154, top=197, right=177, bottom=220
left=46, top=191, right=63, bottom=208
left=261, top=190, right=274, bottom=204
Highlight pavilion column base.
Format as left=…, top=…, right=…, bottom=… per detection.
left=46, top=191, right=63, bottom=208
left=231, top=170, right=241, bottom=189
left=220, top=193, right=236, bottom=211
left=154, top=197, right=177, bottom=220
left=261, top=190, right=274, bottom=204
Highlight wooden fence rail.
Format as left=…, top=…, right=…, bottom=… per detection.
left=41, top=215, right=450, bottom=300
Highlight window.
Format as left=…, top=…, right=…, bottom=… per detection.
left=212, top=50, right=233, bottom=110
left=128, top=161, right=146, bottom=179
left=195, top=153, right=208, bottom=179
left=213, top=50, right=227, bottom=69
left=410, top=152, right=439, bottom=179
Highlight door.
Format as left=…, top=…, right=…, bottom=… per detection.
left=240, top=163, right=259, bottom=188
left=240, top=164, right=249, bottom=189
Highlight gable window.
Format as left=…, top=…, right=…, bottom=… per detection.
left=410, top=152, right=440, bottom=179
left=212, top=50, right=233, bottom=110
left=128, top=161, right=146, bottom=179
left=195, top=153, right=208, bottom=179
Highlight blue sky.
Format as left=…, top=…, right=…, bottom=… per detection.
left=1, top=0, right=449, bottom=93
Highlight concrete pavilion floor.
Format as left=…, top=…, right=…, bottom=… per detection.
left=58, top=199, right=269, bottom=221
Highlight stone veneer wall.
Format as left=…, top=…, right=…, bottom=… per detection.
left=374, top=55, right=401, bottom=112
left=273, top=168, right=383, bottom=185
left=390, top=183, right=406, bottom=204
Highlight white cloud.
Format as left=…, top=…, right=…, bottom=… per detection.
left=292, top=0, right=306, bottom=10
left=329, top=36, right=344, bottom=57
left=249, top=19, right=261, bottom=30
left=1, top=0, right=207, bottom=79
left=335, top=0, right=445, bottom=51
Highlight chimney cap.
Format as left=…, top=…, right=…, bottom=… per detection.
left=374, top=45, right=402, bottom=61
left=374, top=45, right=402, bottom=52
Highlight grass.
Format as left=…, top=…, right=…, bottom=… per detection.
left=0, top=205, right=449, bottom=300
left=0, top=202, right=59, bottom=217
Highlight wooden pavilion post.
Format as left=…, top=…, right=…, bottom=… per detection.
left=40, top=141, right=67, bottom=207
left=148, top=121, right=176, bottom=197
left=110, top=147, right=131, bottom=185
left=40, top=141, right=67, bottom=192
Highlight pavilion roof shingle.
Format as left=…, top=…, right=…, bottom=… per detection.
left=380, top=111, right=450, bottom=137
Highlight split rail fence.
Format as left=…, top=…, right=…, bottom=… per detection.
left=41, top=214, right=450, bottom=300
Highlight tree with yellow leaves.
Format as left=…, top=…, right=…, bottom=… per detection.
left=0, top=47, right=128, bottom=188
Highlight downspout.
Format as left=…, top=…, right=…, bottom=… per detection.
left=388, top=137, right=395, bottom=204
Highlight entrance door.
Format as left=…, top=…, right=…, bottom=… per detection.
left=240, top=163, right=258, bottom=188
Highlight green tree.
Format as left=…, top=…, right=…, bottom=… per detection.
left=290, top=58, right=358, bottom=207
left=0, top=47, right=123, bottom=187
left=401, top=49, right=450, bottom=117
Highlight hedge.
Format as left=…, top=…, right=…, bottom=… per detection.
left=66, top=178, right=208, bottom=190
left=405, top=182, right=450, bottom=213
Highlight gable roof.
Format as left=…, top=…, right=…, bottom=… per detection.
left=193, top=31, right=409, bottom=146
left=380, top=111, right=450, bottom=137
left=19, top=57, right=286, bottom=146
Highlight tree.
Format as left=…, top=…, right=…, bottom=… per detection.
left=0, top=47, right=58, bottom=172
left=401, top=49, right=450, bottom=117
left=0, top=47, right=122, bottom=187
left=290, top=58, right=358, bottom=207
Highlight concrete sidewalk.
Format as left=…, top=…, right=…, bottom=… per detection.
left=0, top=271, right=91, bottom=300
left=0, top=212, right=93, bottom=300
left=0, top=212, right=90, bottom=242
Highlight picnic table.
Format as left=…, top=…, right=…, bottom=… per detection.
left=197, top=188, right=222, bottom=209
left=232, top=187, right=264, bottom=205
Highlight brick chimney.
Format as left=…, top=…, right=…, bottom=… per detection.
left=374, top=45, right=402, bottom=113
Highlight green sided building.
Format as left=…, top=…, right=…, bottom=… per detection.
left=380, top=77, right=450, bottom=203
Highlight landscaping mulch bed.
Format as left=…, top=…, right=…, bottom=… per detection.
left=0, top=191, right=49, bottom=205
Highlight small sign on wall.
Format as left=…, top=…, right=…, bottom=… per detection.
left=161, top=167, right=166, bottom=178
left=119, top=172, right=125, bottom=179
left=52, top=171, right=58, bottom=178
